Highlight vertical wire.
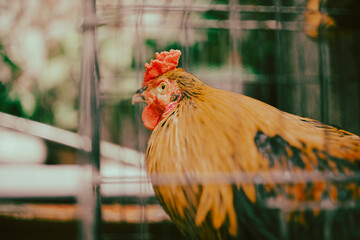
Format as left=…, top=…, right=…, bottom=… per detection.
left=115, top=0, right=123, bottom=236
left=274, top=1, right=284, bottom=135
left=274, top=1, right=289, bottom=239
left=228, top=1, right=242, bottom=215
left=275, top=0, right=283, bottom=106
left=180, top=0, right=191, bottom=70
left=296, top=0, right=307, bottom=117
left=298, top=36, right=307, bottom=117
left=279, top=210, right=289, bottom=240
left=274, top=0, right=288, bottom=147
left=78, top=0, right=102, bottom=240
left=134, top=0, right=148, bottom=239
left=318, top=0, right=330, bottom=125
left=317, top=0, right=331, bottom=167
left=317, top=1, right=333, bottom=238
left=229, top=0, right=242, bottom=93
left=179, top=0, right=191, bottom=235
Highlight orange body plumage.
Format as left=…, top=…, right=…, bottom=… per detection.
left=132, top=50, right=360, bottom=240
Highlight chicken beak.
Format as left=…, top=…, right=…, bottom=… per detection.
left=132, top=88, right=147, bottom=105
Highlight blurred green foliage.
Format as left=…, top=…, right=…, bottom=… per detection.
left=0, top=40, right=23, bottom=117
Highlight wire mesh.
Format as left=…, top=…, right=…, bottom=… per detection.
left=0, top=0, right=360, bottom=240
left=95, top=0, right=360, bottom=239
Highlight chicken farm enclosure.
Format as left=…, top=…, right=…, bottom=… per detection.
left=1, top=0, right=360, bottom=240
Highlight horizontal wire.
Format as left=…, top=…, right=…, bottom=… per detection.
left=266, top=197, right=360, bottom=211
left=97, top=18, right=304, bottom=31
left=94, top=3, right=349, bottom=30
left=101, top=170, right=360, bottom=186
left=97, top=3, right=349, bottom=15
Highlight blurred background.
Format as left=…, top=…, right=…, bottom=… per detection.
left=0, top=0, right=359, bottom=239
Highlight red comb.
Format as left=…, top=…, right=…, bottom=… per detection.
left=143, top=49, right=181, bottom=84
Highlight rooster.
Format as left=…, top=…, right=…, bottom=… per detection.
left=132, top=50, right=360, bottom=240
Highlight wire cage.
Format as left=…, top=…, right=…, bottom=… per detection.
left=0, top=0, right=360, bottom=240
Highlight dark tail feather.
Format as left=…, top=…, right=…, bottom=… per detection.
left=232, top=184, right=360, bottom=240
left=232, top=185, right=280, bottom=240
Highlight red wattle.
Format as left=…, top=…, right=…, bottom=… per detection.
left=142, top=105, right=162, bottom=130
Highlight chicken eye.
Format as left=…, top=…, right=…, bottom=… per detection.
left=157, top=82, right=168, bottom=94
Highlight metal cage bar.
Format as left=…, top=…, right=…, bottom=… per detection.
left=78, top=0, right=102, bottom=239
